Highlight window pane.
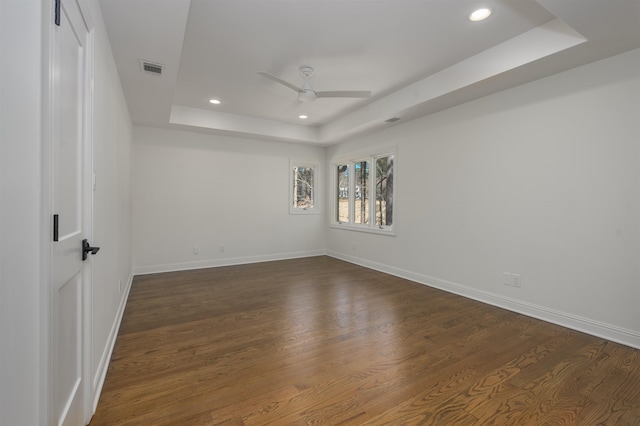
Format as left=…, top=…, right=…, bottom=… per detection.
left=293, top=166, right=314, bottom=209
left=375, top=155, right=394, bottom=227
left=336, top=164, right=349, bottom=222
left=354, top=160, right=369, bottom=224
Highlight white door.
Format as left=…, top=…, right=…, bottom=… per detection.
left=51, top=1, right=93, bottom=425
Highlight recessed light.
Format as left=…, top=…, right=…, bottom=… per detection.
left=298, top=115, right=308, bottom=119
left=209, top=99, right=221, bottom=105
left=470, top=8, right=491, bottom=21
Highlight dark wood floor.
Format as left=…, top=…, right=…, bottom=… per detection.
left=90, top=256, right=640, bottom=425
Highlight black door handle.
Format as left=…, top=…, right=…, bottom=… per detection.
left=82, top=239, right=100, bottom=261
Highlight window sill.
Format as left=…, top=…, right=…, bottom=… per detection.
left=289, top=208, right=320, bottom=215
left=329, top=223, right=396, bottom=236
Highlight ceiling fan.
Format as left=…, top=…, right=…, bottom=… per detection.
left=258, top=66, right=372, bottom=104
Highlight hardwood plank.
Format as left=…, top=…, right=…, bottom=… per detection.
left=90, top=257, right=640, bottom=425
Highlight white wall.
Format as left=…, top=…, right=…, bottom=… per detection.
left=0, top=1, right=45, bottom=424
left=85, top=0, right=134, bottom=411
left=327, top=49, right=640, bottom=348
left=133, top=127, right=326, bottom=274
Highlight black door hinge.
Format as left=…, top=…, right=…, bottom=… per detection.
left=53, top=214, right=59, bottom=241
left=54, top=0, right=61, bottom=26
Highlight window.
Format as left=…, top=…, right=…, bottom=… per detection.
left=290, top=162, right=318, bottom=214
left=333, top=151, right=394, bottom=233
left=375, top=155, right=394, bottom=227
left=336, top=164, right=349, bottom=222
left=354, top=160, right=369, bottom=224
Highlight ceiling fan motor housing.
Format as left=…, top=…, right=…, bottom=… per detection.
left=298, top=89, right=317, bottom=102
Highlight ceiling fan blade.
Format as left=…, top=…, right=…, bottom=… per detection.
left=257, top=72, right=300, bottom=93
left=284, top=99, right=302, bottom=114
left=316, top=90, right=372, bottom=99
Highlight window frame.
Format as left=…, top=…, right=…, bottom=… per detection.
left=330, top=148, right=396, bottom=235
left=289, top=160, right=319, bottom=215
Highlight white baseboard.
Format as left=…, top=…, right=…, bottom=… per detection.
left=133, top=249, right=327, bottom=276
left=327, top=250, right=640, bottom=350
left=91, top=272, right=134, bottom=413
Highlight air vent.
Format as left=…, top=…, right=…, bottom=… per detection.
left=141, top=60, right=163, bottom=75
left=385, top=117, right=400, bottom=123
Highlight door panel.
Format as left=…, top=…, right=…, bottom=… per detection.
left=52, top=0, right=89, bottom=425
left=54, top=273, right=83, bottom=426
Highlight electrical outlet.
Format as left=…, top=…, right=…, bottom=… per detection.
left=193, top=246, right=200, bottom=255
left=219, top=244, right=225, bottom=253
left=503, top=272, right=512, bottom=286
left=503, top=272, right=521, bottom=287
left=512, top=273, right=521, bottom=288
